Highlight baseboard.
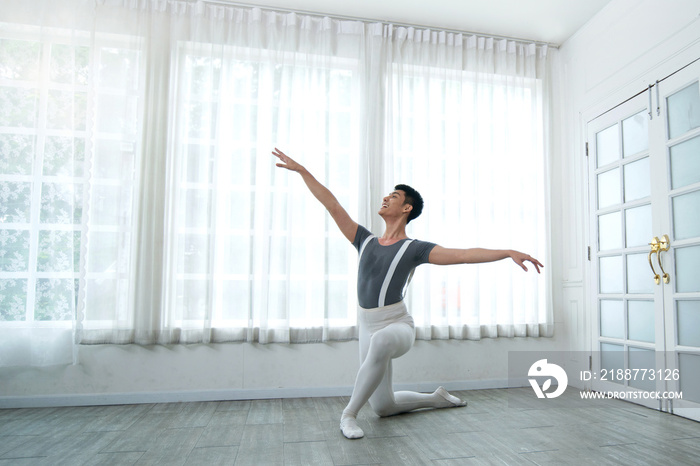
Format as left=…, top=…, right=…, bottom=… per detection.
left=0, top=378, right=519, bottom=409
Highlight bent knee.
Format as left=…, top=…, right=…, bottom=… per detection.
left=370, top=402, right=397, bottom=417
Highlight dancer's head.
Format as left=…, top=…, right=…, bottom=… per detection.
left=394, top=184, right=423, bottom=224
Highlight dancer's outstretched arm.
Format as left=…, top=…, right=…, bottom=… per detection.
left=272, top=148, right=358, bottom=243
left=429, top=246, right=543, bottom=273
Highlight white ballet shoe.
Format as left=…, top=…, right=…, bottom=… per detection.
left=435, top=386, right=468, bottom=407
left=340, top=415, right=365, bottom=439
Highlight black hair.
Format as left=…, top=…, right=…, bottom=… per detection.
left=394, top=184, right=423, bottom=224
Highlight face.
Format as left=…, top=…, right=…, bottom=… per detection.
left=378, top=190, right=411, bottom=218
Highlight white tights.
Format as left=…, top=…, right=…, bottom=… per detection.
left=340, top=301, right=466, bottom=439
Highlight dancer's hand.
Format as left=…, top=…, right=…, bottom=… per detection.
left=272, top=148, right=304, bottom=173
left=511, top=251, right=543, bottom=273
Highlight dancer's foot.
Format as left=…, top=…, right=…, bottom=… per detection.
left=435, top=386, right=467, bottom=408
left=340, top=411, right=364, bottom=439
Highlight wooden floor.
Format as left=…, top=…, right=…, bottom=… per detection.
left=1, top=388, right=700, bottom=465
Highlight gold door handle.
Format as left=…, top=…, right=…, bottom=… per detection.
left=648, top=237, right=661, bottom=285
left=656, top=234, right=670, bottom=284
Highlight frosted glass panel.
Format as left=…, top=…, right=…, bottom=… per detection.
left=629, top=348, right=656, bottom=391
left=673, top=190, right=700, bottom=240
left=599, top=212, right=622, bottom=251
left=600, top=300, right=624, bottom=339
left=679, top=353, right=700, bottom=403
left=598, top=168, right=620, bottom=209
left=667, top=81, right=700, bottom=140
left=670, top=136, right=700, bottom=189
left=628, top=300, right=655, bottom=343
left=601, top=343, right=624, bottom=383
left=675, top=245, right=700, bottom=293
left=623, top=157, right=650, bottom=201
left=625, top=205, right=652, bottom=247
left=677, top=300, right=700, bottom=347
left=596, top=124, right=620, bottom=167
left=622, top=111, right=648, bottom=157
left=600, top=256, right=623, bottom=294
left=627, top=253, right=654, bottom=294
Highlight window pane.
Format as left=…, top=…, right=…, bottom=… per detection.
left=622, top=110, right=648, bottom=157
left=0, top=182, right=32, bottom=223
left=675, top=245, right=700, bottom=293
left=601, top=343, right=624, bottom=384
left=596, top=124, right=620, bottom=167
left=598, top=211, right=622, bottom=251
left=37, top=230, right=75, bottom=272
left=0, top=87, right=39, bottom=127
left=667, top=81, right=700, bottom=140
left=677, top=300, right=700, bottom=347
left=670, top=135, right=700, bottom=190
left=44, top=136, right=85, bottom=177
left=599, top=255, right=623, bottom=294
left=623, top=157, right=650, bottom=202
left=600, top=299, right=624, bottom=339
left=625, top=204, right=652, bottom=247
left=627, top=253, right=654, bottom=294
left=673, top=190, right=700, bottom=240
left=0, top=134, right=35, bottom=174
left=35, top=279, right=75, bottom=321
left=679, top=353, right=700, bottom=403
left=0, top=38, right=41, bottom=81
left=0, top=230, right=30, bottom=272
left=0, top=279, right=27, bottom=321
left=220, top=280, right=250, bottom=321
left=598, top=168, right=621, bottom=209
left=629, top=348, right=656, bottom=391
left=628, top=300, right=655, bottom=343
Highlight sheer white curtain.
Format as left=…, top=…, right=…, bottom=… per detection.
left=385, top=29, right=552, bottom=339
left=0, top=0, right=97, bottom=365
left=1, top=0, right=551, bottom=367
left=78, top=1, right=368, bottom=345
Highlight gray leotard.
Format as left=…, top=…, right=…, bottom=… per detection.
left=353, top=225, right=436, bottom=309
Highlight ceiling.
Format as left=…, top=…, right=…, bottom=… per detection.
left=226, top=0, right=614, bottom=46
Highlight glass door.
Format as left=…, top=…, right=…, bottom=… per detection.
left=588, top=93, right=666, bottom=411
left=657, top=62, right=700, bottom=421
left=588, top=59, right=700, bottom=420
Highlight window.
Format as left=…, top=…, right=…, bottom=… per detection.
left=169, top=44, right=362, bottom=333
left=1, top=32, right=90, bottom=325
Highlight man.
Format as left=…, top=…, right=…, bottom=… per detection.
left=272, top=148, right=543, bottom=439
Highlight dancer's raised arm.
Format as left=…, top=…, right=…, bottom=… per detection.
left=429, top=246, right=543, bottom=273
left=272, top=148, right=358, bottom=242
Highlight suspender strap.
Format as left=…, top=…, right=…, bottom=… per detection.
left=358, top=235, right=374, bottom=263
left=378, top=240, right=414, bottom=307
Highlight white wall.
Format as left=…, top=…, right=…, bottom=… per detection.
left=552, top=0, right=700, bottom=365
left=1, top=327, right=569, bottom=407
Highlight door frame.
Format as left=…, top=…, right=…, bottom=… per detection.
left=585, top=92, right=666, bottom=412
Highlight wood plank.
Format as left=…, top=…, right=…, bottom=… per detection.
left=283, top=441, right=334, bottom=466
left=195, top=425, right=244, bottom=448
left=245, top=399, right=283, bottom=425
left=283, top=409, right=326, bottom=443
left=185, top=446, right=238, bottom=466
left=234, top=424, right=284, bottom=466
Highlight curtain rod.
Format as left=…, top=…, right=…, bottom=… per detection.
left=201, top=0, right=558, bottom=48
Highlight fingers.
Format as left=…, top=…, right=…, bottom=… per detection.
left=526, top=257, right=543, bottom=274
left=272, top=148, right=292, bottom=169
left=514, top=254, right=543, bottom=274
left=272, top=147, right=286, bottom=160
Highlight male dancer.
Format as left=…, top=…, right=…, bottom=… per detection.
left=272, top=148, right=543, bottom=439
